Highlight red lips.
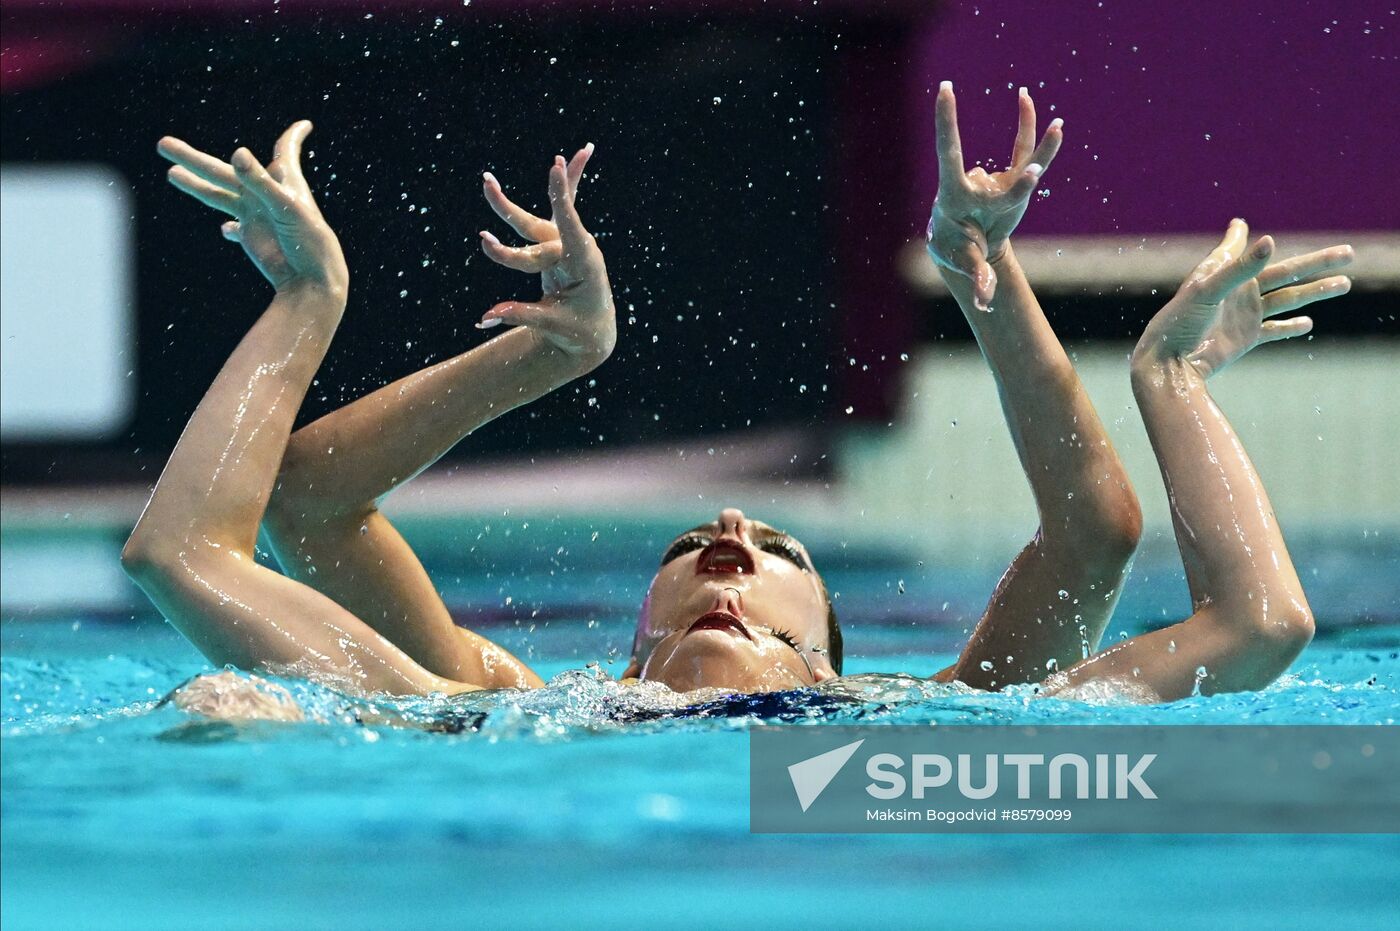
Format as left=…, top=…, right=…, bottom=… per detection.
left=695, top=539, right=755, bottom=575
left=686, top=610, right=754, bottom=642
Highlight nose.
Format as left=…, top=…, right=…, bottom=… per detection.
left=709, top=586, right=745, bottom=619
left=716, top=508, right=749, bottom=542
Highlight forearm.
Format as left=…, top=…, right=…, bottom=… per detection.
left=1052, top=357, right=1312, bottom=698
left=941, top=245, right=1138, bottom=541
left=274, top=325, right=589, bottom=518
left=126, top=285, right=345, bottom=558
left=1131, top=356, right=1306, bottom=615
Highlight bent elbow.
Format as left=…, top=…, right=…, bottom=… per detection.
left=1047, top=493, right=1143, bottom=564
left=1255, top=603, right=1315, bottom=657
left=1224, top=597, right=1315, bottom=682
left=1101, top=495, right=1144, bottom=559
left=120, top=529, right=189, bottom=586
left=120, top=532, right=165, bottom=583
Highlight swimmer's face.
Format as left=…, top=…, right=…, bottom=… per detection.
left=624, top=508, right=837, bottom=693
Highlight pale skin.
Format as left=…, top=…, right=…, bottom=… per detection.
left=126, top=94, right=1352, bottom=715
left=123, top=123, right=613, bottom=697
left=926, top=82, right=1352, bottom=699
left=925, top=83, right=1142, bottom=690
left=121, top=123, right=467, bottom=697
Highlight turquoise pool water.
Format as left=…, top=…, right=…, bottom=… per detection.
left=3, top=522, right=1398, bottom=929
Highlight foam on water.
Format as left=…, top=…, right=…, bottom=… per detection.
left=5, top=629, right=1396, bottom=744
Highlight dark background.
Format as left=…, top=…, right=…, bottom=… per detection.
left=3, top=1, right=1394, bottom=485
left=2, top=13, right=857, bottom=482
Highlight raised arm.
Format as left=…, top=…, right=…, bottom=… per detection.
left=926, top=84, right=1142, bottom=688
left=1052, top=221, right=1353, bottom=700
left=258, top=149, right=614, bottom=688
left=121, top=122, right=471, bottom=696
left=274, top=146, right=613, bottom=514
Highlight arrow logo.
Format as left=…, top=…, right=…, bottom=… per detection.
left=787, top=739, right=865, bottom=812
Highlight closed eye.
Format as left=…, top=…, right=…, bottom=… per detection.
left=767, top=627, right=802, bottom=651
left=759, top=536, right=809, bottom=572
left=661, top=533, right=710, bottom=566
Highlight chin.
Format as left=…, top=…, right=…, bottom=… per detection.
left=642, top=630, right=804, bottom=694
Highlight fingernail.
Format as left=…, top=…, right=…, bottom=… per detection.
left=483, top=171, right=497, bottom=185
left=1018, top=86, right=1028, bottom=97
left=584, top=142, right=595, bottom=153
left=476, top=318, right=503, bottom=329
left=940, top=80, right=953, bottom=92
left=480, top=230, right=500, bottom=245
left=1027, top=162, right=1043, bottom=176
left=1049, top=117, right=1063, bottom=130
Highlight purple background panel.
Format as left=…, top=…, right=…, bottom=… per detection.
left=905, top=1, right=1399, bottom=237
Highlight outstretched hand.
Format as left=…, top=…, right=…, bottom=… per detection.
left=1135, top=219, right=1354, bottom=377
left=157, top=121, right=347, bottom=295
left=926, top=82, right=1063, bottom=310
left=478, top=145, right=616, bottom=368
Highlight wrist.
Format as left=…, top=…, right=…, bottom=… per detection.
left=524, top=324, right=612, bottom=378
left=1130, top=327, right=1184, bottom=373
left=1130, top=351, right=1201, bottom=396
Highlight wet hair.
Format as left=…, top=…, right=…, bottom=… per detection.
left=821, top=585, right=843, bottom=676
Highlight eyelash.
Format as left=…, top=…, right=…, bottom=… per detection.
left=768, top=627, right=801, bottom=651
left=759, top=538, right=808, bottom=571
left=659, top=533, right=808, bottom=572
left=661, top=533, right=710, bottom=565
